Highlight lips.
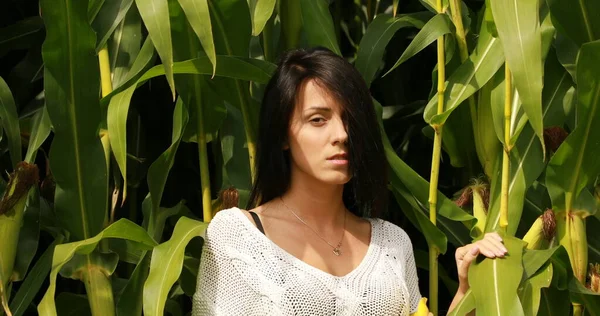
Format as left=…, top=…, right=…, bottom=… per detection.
left=327, top=153, right=348, bottom=160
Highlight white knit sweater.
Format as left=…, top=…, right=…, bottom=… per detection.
left=192, top=207, right=421, bottom=315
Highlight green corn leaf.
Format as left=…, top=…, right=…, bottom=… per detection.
left=146, top=98, right=188, bottom=239
left=177, top=0, right=216, bottom=77
left=424, top=11, right=504, bottom=126
left=109, top=4, right=144, bottom=89
left=248, top=0, right=276, bottom=36
left=300, top=0, right=341, bottom=55
left=38, top=219, right=156, bottom=316
left=546, top=40, right=600, bottom=208
left=9, top=236, right=63, bottom=316
left=355, top=12, right=430, bottom=87
left=383, top=13, right=453, bottom=78
left=107, top=56, right=274, bottom=204
left=41, top=0, right=107, bottom=242
left=519, top=263, right=553, bottom=316
left=547, top=0, right=600, bottom=47
left=469, top=236, right=526, bottom=316
left=490, top=0, right=545, bottom=154
left=143, top=217, right=208, bottom=316
left=0, top=76, right=21, bottom=168
left=447, top=289, right=475, bottom=316
left=91, top=0, right=134, bottom=50
left=113, top=36, right=157, bottom=91
left=135, top=0, right=176, bottom=98
left=24, top=106, right=51, bottom=164
left=486, top=51, right=574, bottom=234
left=0, top=17, right=44, bottom=57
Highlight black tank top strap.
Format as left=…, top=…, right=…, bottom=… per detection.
left=248, top=211, right=265, bottom=235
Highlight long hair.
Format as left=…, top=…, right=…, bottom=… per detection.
left=246, top=47, right=388, bottom=217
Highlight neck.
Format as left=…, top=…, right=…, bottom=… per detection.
left=280, top=170, right=346, bottom=231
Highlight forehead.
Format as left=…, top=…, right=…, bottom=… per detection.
left=295, top=79, right=344, bottom=112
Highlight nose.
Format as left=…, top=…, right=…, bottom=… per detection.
left=331, top=116, right=348, bottom=145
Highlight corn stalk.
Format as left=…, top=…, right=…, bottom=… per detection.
left=427, top=0, right=447, bottom=313
left=499, top=64, right=512, bottom=230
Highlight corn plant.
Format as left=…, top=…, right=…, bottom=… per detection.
left=0, top=0, right=599, bottom=315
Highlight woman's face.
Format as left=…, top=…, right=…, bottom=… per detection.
left=286, top=79, right=351, bottom=185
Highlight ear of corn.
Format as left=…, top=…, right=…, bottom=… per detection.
left=471, top=185, right=488, bottom=237
left=557, top=212, right=588, bottom=283
left=0, top=162, right=39, bottom=299
left=523, top=209, right=556, bottom=250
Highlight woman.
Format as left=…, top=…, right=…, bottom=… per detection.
left=193, top=47, right=507, bottom=315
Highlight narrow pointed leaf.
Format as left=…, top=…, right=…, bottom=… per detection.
left=424, top=15, right=504, bottom=125
left=248, top=0, right=276, bottom=36
left=0, top=17, right=44, bottom=57
left=135, top=0, right=176, bottom=98
left=177, top=0, right=216, bottom=76
left=9, top=236, right=63, bottom=316
left=355, top=12, right=430, bottom=87
left=447, top=289, right=475, bottom=316
left=491, top=0, right=545, bottom=154
left=300, top=0, right=341, bottom=55
left=383, top=14, right=453, bottom=77
left=147, top=98, right=188, bottom=231
left=390, top=175, right=447, bottom=253
left=546, top=40, right=600, bottom=204
left=24, top=106, right=52, bottom=164
left=38, top=219, right=156, bottom=316
left=113, top=36, right=156, bottom=91
left=519, top=263, right=553, bottom=316
left=91, top=0, right=134, bottom=50
left=143, top=217, right=208, bottom=316
left=109, top=4, right=143, bottom=89
left=0, top=76, right=21, bottom=168
left=547, top=0, right=600, bottom=46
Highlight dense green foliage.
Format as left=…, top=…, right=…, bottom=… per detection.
left=0, top=0, right=599, bottom=315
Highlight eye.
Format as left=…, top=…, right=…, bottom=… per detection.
left=309, top=117, right=326, bottom=124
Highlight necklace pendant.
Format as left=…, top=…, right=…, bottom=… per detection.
left=333, top=247, right=341, bottom=256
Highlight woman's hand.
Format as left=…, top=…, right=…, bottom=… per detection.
left=454, top=232, right=508, bottom=293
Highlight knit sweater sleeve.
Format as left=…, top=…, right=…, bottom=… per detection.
left=401, top=229, right=422, bottom=314
left=192, top=212, right=263, bottom=316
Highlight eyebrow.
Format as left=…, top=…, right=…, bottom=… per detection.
left=303, top=106, right=332, bottom=112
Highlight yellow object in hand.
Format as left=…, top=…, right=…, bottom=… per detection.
left=412, top=297, right=430, bottom=316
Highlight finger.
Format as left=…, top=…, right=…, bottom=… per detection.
left=458, top=246, right=480, bottom=276
left=482, top=239, right=508, bottom=256
left=455, top=245, right=470, bottom=260
left=486, top=237, right=508, bottom=254
left=486, top=232, right=504, bottom=243
left=476, top=242, right=497, bottom=258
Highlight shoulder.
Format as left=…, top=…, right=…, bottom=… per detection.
left=203, top=207, right=246, bottom=242
left=373, top=218, right=415, bottom=254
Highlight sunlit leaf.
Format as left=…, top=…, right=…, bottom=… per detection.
left=0, top=76, right=21, bottom=168
left=143, top=217, right=208, bottom=315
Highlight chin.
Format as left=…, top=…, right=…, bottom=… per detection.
left=319, top=172, right=352, bottom=185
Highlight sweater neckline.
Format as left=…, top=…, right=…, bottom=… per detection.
left=231, top=207, right=378, bottom=280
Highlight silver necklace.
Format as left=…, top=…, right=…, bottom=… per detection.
left=280, top=197, right=346, bottom=256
